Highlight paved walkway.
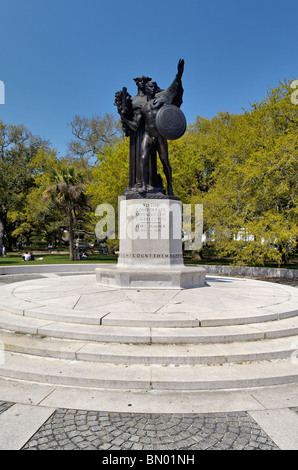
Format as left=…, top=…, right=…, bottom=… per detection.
left=5, top=405, right=282, bottom=450
left=0, top=394, right=297, bottom=450
left=0, top=273, right=297, bottom=451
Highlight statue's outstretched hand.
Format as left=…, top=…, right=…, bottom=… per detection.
left=177, top=59, right=185, bottom=79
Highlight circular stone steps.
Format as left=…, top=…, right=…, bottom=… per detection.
left=0, top=352, right=297, bottom=391
left=0, top=274, right=297, bottom=391
left=0, top=309, right=298, bottom=344
left=0, top=331, right=297, bottom=365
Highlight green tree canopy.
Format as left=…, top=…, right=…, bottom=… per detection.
left=189, top=80, right=298, bottom=265
left=0, top=121, right=51, bottom=250
left=1, top=79, right=296, bottom=266
left=44, top=166, right=89, bottom=260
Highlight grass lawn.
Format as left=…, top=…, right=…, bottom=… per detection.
left=1, top=252, right=297, bottom=270
left=0, top=253, right=118, bottom=266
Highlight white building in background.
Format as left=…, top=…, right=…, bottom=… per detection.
left=234, top=229, right=255, bottom=242
left=200, top=229, right=266, bottom=244
left=202, top=229, right=214, bottom=243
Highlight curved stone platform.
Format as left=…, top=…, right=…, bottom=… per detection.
left=0, top=274, right=297, bottom=392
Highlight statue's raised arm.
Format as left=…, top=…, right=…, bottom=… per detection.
left=155, top=59, right=185, bottom=108
left=177, top=59, right=184, bottom=81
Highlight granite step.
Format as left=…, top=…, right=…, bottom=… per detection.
left=0, top=352, right=297, bottom=391
left=150, top=317, right=298, bottom=344
left=74, top=335, right=298, bottom=365
left=23, top=308, right=202, bottom=328
left=0, top=310, right=298, bottom=344
left=0, top=331, right=297, bottom=365
left=4, top=302, right=298, bottom=328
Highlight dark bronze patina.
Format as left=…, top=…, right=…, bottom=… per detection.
left=115, top=60, right=186, bottom=199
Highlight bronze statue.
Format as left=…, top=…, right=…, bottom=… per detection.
left=115, top=60, right=186, bottom=199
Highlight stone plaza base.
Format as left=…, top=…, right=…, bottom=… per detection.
left=0, top=274, right=297, bottom=397
left=95, top=264, right=206, bottom=289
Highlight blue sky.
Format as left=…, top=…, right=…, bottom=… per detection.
left=0, top=0, right=297, bottom=155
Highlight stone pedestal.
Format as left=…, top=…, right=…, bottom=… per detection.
left=95, top=199, right=206, bottom=289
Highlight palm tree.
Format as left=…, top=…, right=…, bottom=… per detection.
left=44, top=166, right=88, bottom=260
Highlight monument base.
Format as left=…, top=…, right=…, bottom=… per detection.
left=96, top=198, right=206, bottom=289
left=95, top=264, right=206, bottom=289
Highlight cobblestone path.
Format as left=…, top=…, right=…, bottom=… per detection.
left=22, top=410, right=279, bottom=451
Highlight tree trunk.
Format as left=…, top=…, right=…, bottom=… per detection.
left=0, top=210, right=7, bottom=254
left=68, top=205, right=74, bottom=261
left=6, top=233, right=14, bottom=251
left=279, top=243, right=289, bottom=265
left=26, top=232, right=31, bottom=246
left=0, top=219, right=4, bottom=254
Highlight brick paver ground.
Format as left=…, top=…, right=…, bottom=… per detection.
left=22, top=409, right=279, bottom=451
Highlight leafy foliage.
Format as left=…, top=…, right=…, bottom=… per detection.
left=44, top=166, right=88, bottom=260
left=0, top=121, right=51, bottom=250
left=188, top=80, right=298, bottom=265
left=1, top=79, right=296, bottom=266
